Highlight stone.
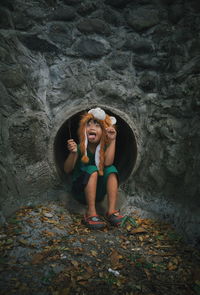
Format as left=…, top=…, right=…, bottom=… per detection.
left=25, top=7, right=49, bottom=21
left=75, top=38, right=108, bottom=58
left=0, top=64, right=24, bottom=88
left=44, top=0, right=57, bottom=6
left=175, top=56, right=200, bottom=82
left=168, top=3, right=184, bottom=24
left=0, top=45, right=14, bottom=63
left=123, top=38, right=153, bottom=54
left=139, top=72, right=157, bottom=92
left=189, top=39, right=200, bottom=58
left=127, top=7, right=160, bottom=31
left=12, top=13, right=33, bottom=30
left=103, top=7, right=124, bottom=26
left=105, top=51, right=130, bottom=71
left=133, top=55, right=164, bottom=71
left=77, top=18, right=111, bottom=36
left=0, top=7, right=12, bottom=29
left=165, top=144, right=187, bottom=176
left=49, top=5, right=76, bottom=21
left=0, top=0, right=14, bottom=11
left=95, top=65, right=110, bottom=81
left=19, top=35, right=59, bottom=52
left=94, top=81, right=127, bottom=100
left=105, top=0, right=132, bottom=8
left=77, top=2, right=97, bottom=16
left=9, top=115, right=49, bottom=164
left=63, top=0, right=81, bottom=5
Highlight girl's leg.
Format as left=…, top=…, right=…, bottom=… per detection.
left=84, top=171, right=98, bottom=217
left=107, top=173, right=118, bottom=215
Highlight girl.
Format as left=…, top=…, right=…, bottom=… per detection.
left=64, top=107, right=124, bottom=229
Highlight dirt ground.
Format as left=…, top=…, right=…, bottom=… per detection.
left=0, top=201, right=200, bottom=295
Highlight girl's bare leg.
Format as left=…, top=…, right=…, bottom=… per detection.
left=84, top=171, right=98, bottom=217
left=107, top=173, right=118, bottom=214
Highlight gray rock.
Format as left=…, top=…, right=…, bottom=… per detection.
left=175, top=56, right=200, bottom=82
left=105, top=0, right=131, bottom=8
left=189, top=39, right=200, bottom=58
left=133, top=55, right=164, bottom=71
left=139, top=72, right=157, bottom=91
left=12, top=13, right=33, bottom=30
left=49, top=5, right=76, bottom=21
left=168, top=3, right=184, bottom=24
left=75, top=38, right=109, bottom=58
left=19, top=35, right=59, bottom=52
left=77, top=18, right=111, bottom=36
left=127, top=7, right=160, bottom=31
left=77, top=2, right=98, bottom=16
left=63, top=0, right=81, bottom=5
left=165, top=144, right=187, bottom=176
left=9, top=115, right=49, bottom=164
left=103, top=7, right=124, bottom=26
left=0, top=0, right=14, bottom=11
left=105, top=51, right=130, bottom=71
left=123, top=38, right=153, bottom=54
left=0, top=64, right=24, bottom=88
left=0, top=7, right=13, bottom=29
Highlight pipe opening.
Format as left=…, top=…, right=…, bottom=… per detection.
left=54, top=109, right=138, bottom=184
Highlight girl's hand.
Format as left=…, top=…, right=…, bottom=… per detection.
left=106, top=127, right=117, bottom=141
left=67, top=139, right=77, bottom=153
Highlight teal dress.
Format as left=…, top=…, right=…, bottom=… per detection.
left=71, top=145, right=118, bottom=204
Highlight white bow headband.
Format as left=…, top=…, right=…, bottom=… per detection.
left=88, top=107, right=117, bottom=125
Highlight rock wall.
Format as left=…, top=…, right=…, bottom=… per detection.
left=0, top=0, right=199, bottom=244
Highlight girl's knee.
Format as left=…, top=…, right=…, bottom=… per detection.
left=108, top=172, right=117, bottom=180
left=89, top=171, right=98, bottom=179
left=107, top=173, right=119, bottom=188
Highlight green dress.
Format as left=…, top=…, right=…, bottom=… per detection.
left=71, top=145, right=118, bottom=204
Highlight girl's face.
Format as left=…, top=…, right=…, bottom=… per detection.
left=86, top=119, right=102, bottom=144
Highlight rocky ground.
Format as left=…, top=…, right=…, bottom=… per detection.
left=0, top=201, right=200, bottom=295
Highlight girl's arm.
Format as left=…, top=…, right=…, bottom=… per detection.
left=64, top=139, right=78, bottom=174
left=104, top=127, right=117, bottom=166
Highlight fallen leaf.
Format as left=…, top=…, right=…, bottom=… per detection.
left=144, top=268, right=151, bottom=280
left=73, top=247, right=84, bottom=255
left=151, top=256, right=164, bottom=264
left=167, top=260, right=178, bottom=271
left=19, top=239, right=29, bottom=246
left=32, top=252, right=47, bottom=264
left=57, top=287, right=71, bottom=295
left=77, top=272, right=91, bottom=281
left=90, top=250, right=98, bottom=257
left=42, top=230, right=55, bottom=237
left=43, top=212, right=53, bottom=218
left=99, top=272, right=104, bottom=278
left=71, top=260, right=79, bottom=268
left=110, top=250, right=123, bottom=267
left=84, top=265, right=93, bottom=273
left=26, top=219, right=35, bottom=224
left=126, top=224, right=132, bottom=231
left=131, top=227, right=148, bottom=234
